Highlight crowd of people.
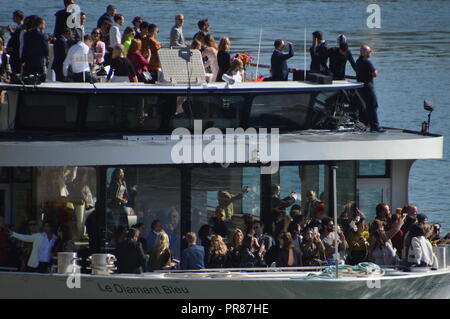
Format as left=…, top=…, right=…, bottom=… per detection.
left=1, top=191, right=449, bottom=274
left=0, top=1, right=385, bottom=131
left=0, top=3, right=246, bottom=84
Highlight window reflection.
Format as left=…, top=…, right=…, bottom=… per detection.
left=86, top=95, right=162, bottom=130
left=191, top=167, right=260, bottom=242
left=270, top=165, right=329, bottom=237
left=36, top=166, right=96, bottom=244
left=19, top=94, right=78, bottom=129
left=250, top=94, right=311, bottom=129
left=336, top=161, right=356, bottom=214
left=105, top=167, right=181, bottom=258
left=171, top=95, right=244, bottom=130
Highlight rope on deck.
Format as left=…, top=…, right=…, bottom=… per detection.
left=307, top=262, right=385, bottom=279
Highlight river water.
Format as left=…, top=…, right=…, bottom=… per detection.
left=1, top=0, right=449, bottom=233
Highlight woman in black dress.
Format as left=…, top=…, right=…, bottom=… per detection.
left=216, top=37, right=231, bottom=82
left=107, top=44, right=138, bottom=82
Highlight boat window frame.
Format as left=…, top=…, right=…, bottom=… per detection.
left=96, top=160, right=355, bottom=253
left=13, top=88, right=350, bottom=134
left=15, top=91, right=84, bottom=131
left=357, top=160, right=391, bottom=178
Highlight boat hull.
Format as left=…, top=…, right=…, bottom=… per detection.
left=1, top=269, right=449, bottom=299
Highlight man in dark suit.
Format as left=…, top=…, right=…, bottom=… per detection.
left=310, top=30, right=328, bottom=74
left=270, top=39, right=294, bottom=81
left=97, top=5, right=116, bottom=28
left=192, top=19, right=209, bottom=42
left=115, top=228, right=146, bottom=274
left=6, top=10, right=24, bottom=74
left=356, top=44, right=384, bottom=132
left=180, top=232, right=205, bottom=270
left=54, top=0, right=75, bottom=38
left=52, top=28, right=72, bottom=81
left=22, top=17, right=49, bottom=77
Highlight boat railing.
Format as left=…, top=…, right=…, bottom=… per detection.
left=248, top=63, right=357, bottom=80
left=154, top=266, right=328, bottom=273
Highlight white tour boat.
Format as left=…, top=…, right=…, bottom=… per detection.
left=0, top=77, right=448, bottom=299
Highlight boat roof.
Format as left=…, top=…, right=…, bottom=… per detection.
left=0, top=80, right=363, bottom=94
left=0, top=128, right=442, bottom=167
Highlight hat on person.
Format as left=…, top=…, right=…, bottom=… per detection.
left=337, top=34, right=347, bottom=46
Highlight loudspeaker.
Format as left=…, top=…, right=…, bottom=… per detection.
left=292, top=69, right=333, bottom=84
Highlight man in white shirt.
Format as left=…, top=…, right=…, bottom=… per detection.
left=170, top=14, right=186, bottom=48
left=109, top=14, right=125, bottom=49
left=9, top=221, right=57, bottom=273
left=63, top=34, right=94, bottom=82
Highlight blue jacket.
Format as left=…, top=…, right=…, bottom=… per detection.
left=180, top=245, right=205, bottom=270
left=52, top=35, right=69, bottom=68
left=54, top=9, right=71, bottom=38
left=97, top=13, right=112, bottom=28
left=147, top=231, right=158, bottom=250
left=270, top=44, right=294, bottom=81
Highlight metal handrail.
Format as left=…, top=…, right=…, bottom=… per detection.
left=154, top=266, right=327, bottom=273
left=248, top=63, right=357, bottom=80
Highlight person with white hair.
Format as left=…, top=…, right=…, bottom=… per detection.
left=170, top=14, right=186, bottom=48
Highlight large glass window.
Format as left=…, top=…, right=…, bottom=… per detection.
left=86, top=95, right=162, bottom=130
left=0, top=168, right=32, bottom=228
left=249, top=94, right=312, bottom=129
left=0, top=168, right=9, bottom=182
left=18, top=94, right=78, bottom=129
left=191, top=167, right=260, bottom=242
left=11, top=186, right=32, bottom=230
left=307, top=91, right=341, bottom=129
left=0, top=186, right=8, bottom=221
left=36, top=166, right=97, bottom=244
left=12, top=168, right=32, bottom=182
left=335, top=161, right=356, bottom=215
left=172, top=95, right=244, bottom=130
left=105, top=167, right=181, bottom=258
left=271, top=165, right=328, bottom=223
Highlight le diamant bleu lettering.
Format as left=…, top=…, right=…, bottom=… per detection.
left=97, top=282, right=189, bottom=295
left=170, top=121, right=280, bottom=174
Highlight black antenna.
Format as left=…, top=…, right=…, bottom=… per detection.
left=179, top=47, right=194, bottom=124
left=89, top=63, right=98, bottom=94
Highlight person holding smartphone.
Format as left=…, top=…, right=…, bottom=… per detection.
left=320, top=218, right=348, bottom=264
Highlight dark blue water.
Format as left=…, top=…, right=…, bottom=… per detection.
left=1, top=0, right=449, bottom=232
